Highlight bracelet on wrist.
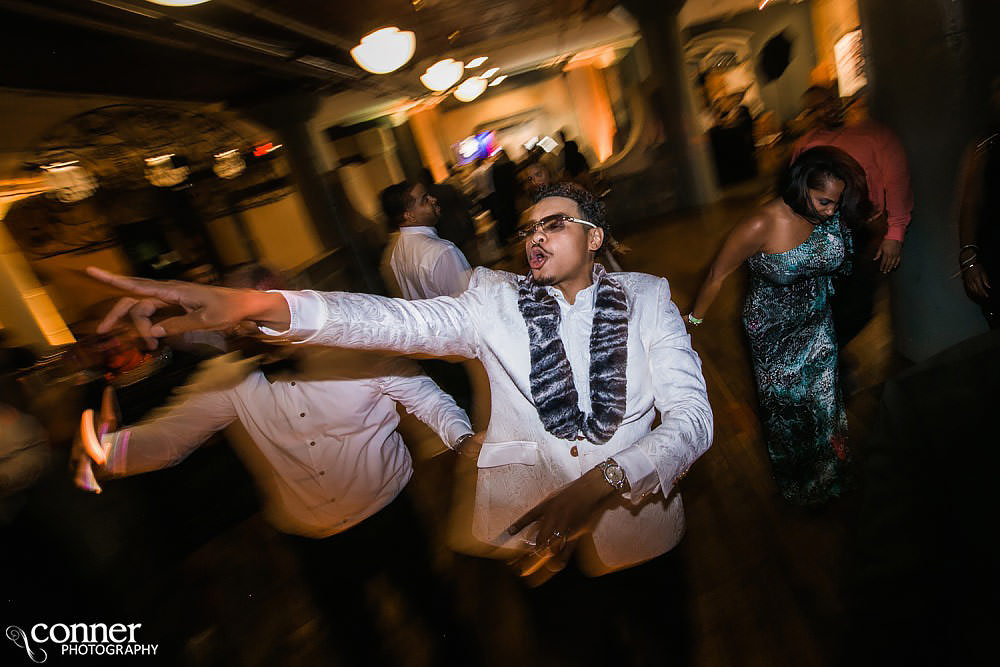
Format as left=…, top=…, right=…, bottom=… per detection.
left=961, top=262, right=977, bottom=273
left=687, top=313, right=703, bottom=326
left=960, top=244, right=980, bottom=254
left=454, top=433, right=474, bottom=450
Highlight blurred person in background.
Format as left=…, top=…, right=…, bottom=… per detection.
left=379, top=180, right=472, bottom=300
left=955, top=77, right=1000, bottom=329
left=558, top=129, right=595, bottom=192
left=419, top=167, right=477, bottom=261
left=688, top=147, right=872, bottom=505
left=793, top=84, right=914, bottom=347
left=489, top=149, right=520, bottom=246
left=73, top=264, right=479, bottom=667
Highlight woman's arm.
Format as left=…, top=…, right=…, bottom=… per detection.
left=689, top=214, right=769, bottom=321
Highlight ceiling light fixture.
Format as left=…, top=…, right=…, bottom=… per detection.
left=481, top=67, right=500, bottom=79
left=488, top=74, right=507, bottom=87
left=350, top=27, right=416, bottom=74
left=420, top=58, right=465, bottom=91
left=466, top=56, right=488, bottom=68
left=454, top=77, right=488, bottom=102
left=145, top=0, right=213, bottom=6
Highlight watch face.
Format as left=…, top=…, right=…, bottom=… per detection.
left=605, top=464, right=625, bottom=485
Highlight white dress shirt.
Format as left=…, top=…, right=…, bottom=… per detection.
left=104, top=349, right=472, bottom=538
left=383, top=226, right=472, bottom=300
left=266, top=266, right=713, bottom=571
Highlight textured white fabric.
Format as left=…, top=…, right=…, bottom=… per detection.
left=106, top=349, right=471, bottom=538
left=269, top=268, right=713, bottom=569
left=384, top=226, right=471, bottom=300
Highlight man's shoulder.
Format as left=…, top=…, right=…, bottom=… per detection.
left=468, top=266, right=521, bottom=290
left=612, top=271, right=667, bottom=294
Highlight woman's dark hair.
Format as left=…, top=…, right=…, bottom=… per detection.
left=779, top=146, right=872, bottom=228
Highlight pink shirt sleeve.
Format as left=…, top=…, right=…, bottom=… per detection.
left=873, top=128, right=914, bottom=242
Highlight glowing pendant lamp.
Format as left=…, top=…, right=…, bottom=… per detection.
left=421, top=58, right=465, bottom=91
left=351, top=27, right=416, bottom=74
left=454, top=77, right=488, bottom=102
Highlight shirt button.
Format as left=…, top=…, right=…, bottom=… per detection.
left=290, top=381, right=296, bottom=386
left=319, top=471, right=325, bottom=476
left=300, top=412, right=306, bottom=418
left=309, top=441, right=316, bottom=447
left=570, top=445, right=579, bottom=457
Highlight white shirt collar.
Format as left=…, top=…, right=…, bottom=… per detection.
left=398, top=226, right=440, bottom=238
left=543, top=264, right=603, bottom=310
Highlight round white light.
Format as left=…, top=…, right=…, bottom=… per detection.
left=420, top=58, right=465, bottom=91
left=481, top=67, right=500, bottom=79
left=466, top=56, right=488, bottom=68
left=145, top=1, right=213, bottom=6
left=350, top=27, right=416, bottom=74
left=488, top=74, right=507, bottom=87
left=454, top=77, right=488, bottom=102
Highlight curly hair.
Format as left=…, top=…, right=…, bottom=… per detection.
left=532, top=182, right=609, bottom=232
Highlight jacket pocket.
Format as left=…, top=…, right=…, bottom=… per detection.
left=477, top=440, right=538, bottom=468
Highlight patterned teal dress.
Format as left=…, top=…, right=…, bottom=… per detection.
left=743, top=214, right=852, bottom=505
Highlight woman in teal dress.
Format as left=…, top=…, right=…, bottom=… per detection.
left=689, top=147, right=872, bottom=505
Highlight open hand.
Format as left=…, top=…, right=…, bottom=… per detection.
left=86, top=267, right=290, bottom=348
left=505, top=468, right=614, bottom=579
left=874, top=238, right=902, bottom=274
left=962, top=264, right=992, bottom=302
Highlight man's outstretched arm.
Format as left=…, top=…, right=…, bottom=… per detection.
left=87, top=267, right=482, bottom=359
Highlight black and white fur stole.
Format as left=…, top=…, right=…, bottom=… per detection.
left=517, top=266, right=628, bottom=444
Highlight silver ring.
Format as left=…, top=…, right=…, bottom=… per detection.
left=547, top=531, right=567, bottom=551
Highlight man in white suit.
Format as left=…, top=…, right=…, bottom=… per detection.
left=85, top=183, right=713, bottom=580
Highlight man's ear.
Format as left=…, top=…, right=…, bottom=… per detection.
left=402, top=209, right=415, bottom=225
left=588, top=227, right=605, bottom=252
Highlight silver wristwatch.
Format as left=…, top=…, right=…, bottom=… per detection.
left=596, top=458, right=629, bottom=492
left=453, top=432, right=475, bottom=451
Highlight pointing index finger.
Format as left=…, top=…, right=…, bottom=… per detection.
left=86, top=266, right=187, bottom=304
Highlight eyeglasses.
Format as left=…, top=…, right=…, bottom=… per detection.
left=516, top=214, right=597, bottom=240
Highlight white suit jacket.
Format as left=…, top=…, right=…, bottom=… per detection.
left=271, top=267, right=713, bottom=570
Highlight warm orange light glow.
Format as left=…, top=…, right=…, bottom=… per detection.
left=564, top=65, right=616, bottom=162
left=409, top=107, right=450, bottom=182
left=564, top=46, right=617, bottom=71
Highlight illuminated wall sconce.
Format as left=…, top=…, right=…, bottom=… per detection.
left=144, top=154, right=189, bottom=187
left=481, top=67, right=500, bottom=79
left=420, top=58, right=465, bottom=91
left=213, top=149, right=245, bottom=179
left=488, top=74, right=507, bottom=87
left=351, top=27, right=416, bottom=74
left=465, top=56, right=488, bottom=68
left=40, top=160, right=97, bottom=203
left=454, top=77, right=488, bottom=102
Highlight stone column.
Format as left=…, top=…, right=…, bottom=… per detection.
left=622, top=0, right=716, bottom=207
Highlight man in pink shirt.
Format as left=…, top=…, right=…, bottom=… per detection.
left=793, top=85, right=914, bottom=345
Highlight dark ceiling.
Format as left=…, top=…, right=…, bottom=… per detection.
left=0, top=0, right=618, bottom=103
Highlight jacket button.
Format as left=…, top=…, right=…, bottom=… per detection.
left=300, top=412, right=306, bottom=417
left=290, top=381, right=296, bottom=386
left=570, top=446, right=579, bottom=457
left=319, top=470, right=325, bottom=476
left=309, top=441, right=316, bottom=447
